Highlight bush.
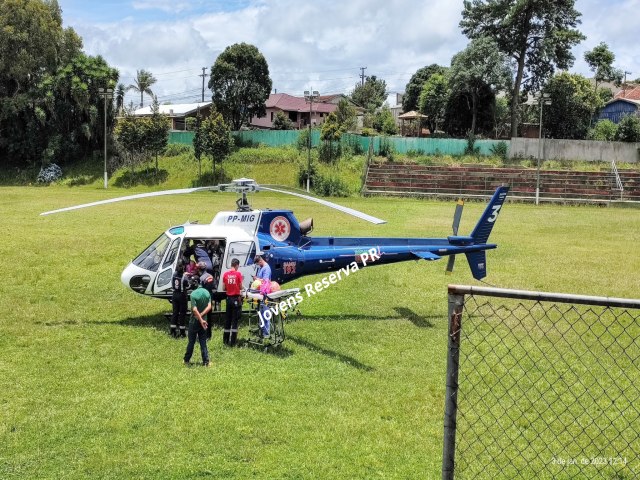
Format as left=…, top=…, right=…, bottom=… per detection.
left=587, top=119, right=618, bottom=141
left=378, top=136, right=394, bottom=160
left=342, top=136, right=365, bottom=155
left=164, top=144, right=193, bottom=156
left=297, top=128, right=312, bottom=152
left=489, top=141, right=508, bottom=159
left=37, top=163, right=63, bottom=184
left=615, top=114, right=640, bottom=143
left=318, top=140, right=341, bottom=163
left=406, top=149, right=426, bottom=158
left=464, top=131, right=480, bottom=156
left=297, top=161, right=318, bottom=189
left=273, top=111, right=294, bottom=130
left=360, top=128, right=377, bottom=137
left=314, top=174, right=350, bottom=197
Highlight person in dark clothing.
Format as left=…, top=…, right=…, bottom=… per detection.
left=222, top=258, right=243, bottom=346
left=184, top=283, right=212, bottom=367
left=194, top=240, right=213, bottom=273
left=170, top=262, right=189, bottom=338
left=198, top=261, right=215, bottom=339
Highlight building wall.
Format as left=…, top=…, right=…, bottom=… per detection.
left=509, top=137, right=640, bottom=163
left=598, top=101, right=639, bottom=124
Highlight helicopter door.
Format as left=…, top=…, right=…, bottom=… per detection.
left=154, top=237, right=182, bottom=293
left=223, top=241, right=257, bottom=290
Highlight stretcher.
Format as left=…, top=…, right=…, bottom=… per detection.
left=243, top=287, right=301, bottom=349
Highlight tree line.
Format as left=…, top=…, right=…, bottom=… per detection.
left=3, top=0, right=640, bottom=173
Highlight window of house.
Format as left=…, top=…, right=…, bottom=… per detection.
left=271, top=112, right=274, bottom=121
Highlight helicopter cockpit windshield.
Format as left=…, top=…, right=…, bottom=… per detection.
left=133, top=233, right=171, bottom=272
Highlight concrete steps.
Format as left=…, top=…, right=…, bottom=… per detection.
left=363, top=163, right=640, bottom=203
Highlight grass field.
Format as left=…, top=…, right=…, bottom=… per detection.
left=1, top=182, right=640, bottom=479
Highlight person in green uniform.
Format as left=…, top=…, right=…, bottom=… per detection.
left=184, top=282, right=212, bottom=367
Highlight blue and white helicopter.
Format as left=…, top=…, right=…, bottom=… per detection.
left=41, top=179, right=508, bottom=302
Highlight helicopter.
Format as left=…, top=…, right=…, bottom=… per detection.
left=41, top=178, right=509, bottom=304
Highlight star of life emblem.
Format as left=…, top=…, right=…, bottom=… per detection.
left=269, top=216, right=291, bottom=241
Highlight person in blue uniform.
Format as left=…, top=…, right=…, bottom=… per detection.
left=253, top=255, right=272, bottom=283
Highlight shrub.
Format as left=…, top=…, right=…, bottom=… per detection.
left=406, top=149, right=426, bottom=158
left=164, top=143, right=193, bottom=156
left=615, top=114, right=640, bottom=143
left=378, top=136, right=394, bottom=160
left=587, top=119, right=618, bottom=141
left=318, top=140, right=341, bottom=163
left=464, top=131, right=480, bottom=156
left=273, top=111, right=294, bottom=130
left=489, top=141, right=508, bottom=159
left=37, top=163, right=63, bottom=184
left=360, top=128, right=377, bottom=137
left=314, top=174, right=350, bottom=197
left=297, top=128, right=312, bottom=152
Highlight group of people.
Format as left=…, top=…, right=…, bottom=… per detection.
left=175, top=251, right=272, bottom=368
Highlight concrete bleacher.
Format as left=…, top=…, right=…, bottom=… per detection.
left=363, top=163, right=640, bottom=204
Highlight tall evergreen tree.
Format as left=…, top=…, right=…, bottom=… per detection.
left=460, top=0, right=585, bottom=137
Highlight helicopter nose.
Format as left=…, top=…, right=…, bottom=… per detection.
left=121, top=263, right=153, bottom=294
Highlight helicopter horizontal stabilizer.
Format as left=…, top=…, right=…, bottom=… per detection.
left=411, top=251, right=441, bottom=261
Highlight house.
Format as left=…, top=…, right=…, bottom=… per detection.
left=598, top=98, right=640, bottom=124
left=133, top=102, right=212, bottom=130
left=249, top=93, right=344, bottom=129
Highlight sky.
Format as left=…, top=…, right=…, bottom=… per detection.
left=57, top=0, right=640, bottom=108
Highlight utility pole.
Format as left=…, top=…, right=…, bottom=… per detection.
left=98, top=87, right=113, bottom=189
left=304, top=88, right=320, bottom=193
left=360, top=67, right=367, bottom=86
left=199, top=67, right=208, bottom=102
left=623, top=71, right=632, bottom=98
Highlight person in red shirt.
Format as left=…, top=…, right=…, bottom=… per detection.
left=222, top=258, right=243, bottom=346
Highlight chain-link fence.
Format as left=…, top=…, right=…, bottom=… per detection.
left=442, top=285, right=640, bottom=480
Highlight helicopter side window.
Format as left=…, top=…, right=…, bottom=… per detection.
left=133, top=233, right=171, bottom=272
left=226, top=241, right=254, bottom=268
left=162, top=238, right=182, bottom=269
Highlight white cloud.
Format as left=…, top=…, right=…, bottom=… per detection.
left=64, top=0, right=640, bottom=107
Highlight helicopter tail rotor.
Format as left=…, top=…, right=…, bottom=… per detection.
left=445, top=198, right=464, bottom=275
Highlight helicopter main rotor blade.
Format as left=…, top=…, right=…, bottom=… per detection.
left=40, top=186, right=220, bottom=216
left=259, top=186, right=386, bottom=225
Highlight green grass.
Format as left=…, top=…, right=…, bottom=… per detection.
left=1, top=184, right=640, bottom=479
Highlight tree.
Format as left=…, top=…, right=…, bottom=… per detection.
left=373, top=106, right=397, bottom=135
left=128, top=69, right=156, bottom=108
left=615, top=115, right=640, bottom=143
left=201, top=109, right=233, bottom=180
left=40, top=53, right=118, bottom=164
left=418, top=73, right=450, bottom=133
left=320, top=112, right=342, bottom=162
left=114, top=114, right=148, bottom=177
left=147, top=97, right=171, bottom=174
left=272, top=111, right=294, bottom=130
left=115, top=83, right=126, bottom=114
left=350, top=75, right=388, bottom=113
left=542, top=72, right=601, bottom=139
left=587, top=120, right=618, bottom=141
left=0, top=0, right=87, bottom=167
left=492, top=96, right=511, bottom=139
left=334, top=98, right=357, bottom=132
left=461, top=0, right=585, bottom=137
left=448, top=37, right=512, bottom=134
left=209, top=42, right=272, bottom=130
left=584, top=42, right=623, bottom=91
left=403, top=64, right=447, bottom=113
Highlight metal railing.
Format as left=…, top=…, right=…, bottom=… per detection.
left=611, top=159, right=624, bottom=200
left=442, top=285, right=640, bottom=479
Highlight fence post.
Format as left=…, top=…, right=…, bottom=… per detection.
left=442, top=290, right=465, bottom=480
